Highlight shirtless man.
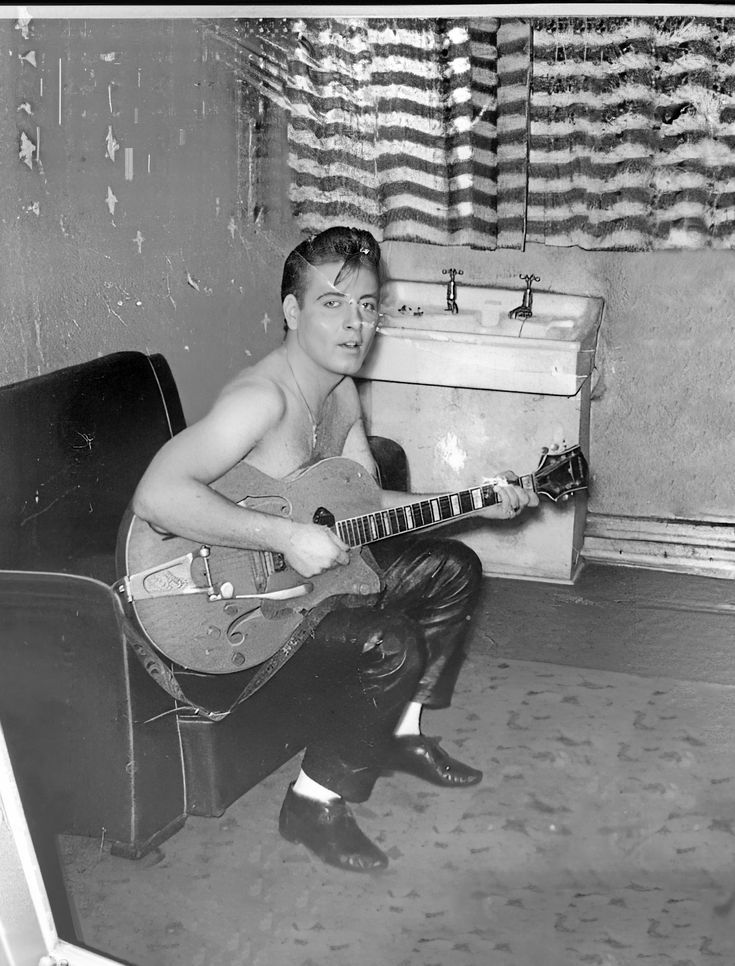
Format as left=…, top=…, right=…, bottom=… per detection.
left=132, top=226, right=538, bottom=872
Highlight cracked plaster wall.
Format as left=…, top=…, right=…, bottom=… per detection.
left=0, top=17, right=289, bottom=424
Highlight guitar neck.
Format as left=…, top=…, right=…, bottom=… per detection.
left=334, top=473, right=536, bottom=549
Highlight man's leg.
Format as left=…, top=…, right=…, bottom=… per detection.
left=272, top=604, right=425, bottom=871
left=371, top=536, right=485, bottom=786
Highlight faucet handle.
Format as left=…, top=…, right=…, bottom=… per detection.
left=519, top=273, right=541, bottom=287
left=442, top=268, right=464, bottom=280
left=509, top=274, right=540, bottom=320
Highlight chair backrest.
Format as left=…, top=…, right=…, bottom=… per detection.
left=0, top=352, right=186, bottom=581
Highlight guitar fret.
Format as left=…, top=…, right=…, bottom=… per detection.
left=371, top=512, right=382, bottom=540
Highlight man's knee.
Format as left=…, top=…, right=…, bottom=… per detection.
left=444, top=538, right=483, bottom=580
left=422, top=537, right=483, bottom=594
left=360, top=613, right=425, bottom=683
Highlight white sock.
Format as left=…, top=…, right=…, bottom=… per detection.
left=292, top=769, right=340, bottom=803
left=394, top=701, right=423, bottom=737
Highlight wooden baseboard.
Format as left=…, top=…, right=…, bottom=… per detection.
left=583, top=513, right=735, bottom=579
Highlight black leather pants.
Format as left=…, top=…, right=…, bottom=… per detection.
left=297, top=536, right=483, bottom=801
left=373, top=535, right=483, bottom=709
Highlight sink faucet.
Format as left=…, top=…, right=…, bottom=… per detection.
left=509, top=274, right=540, bottom=320
left=442, top=268, right=463, bottom=314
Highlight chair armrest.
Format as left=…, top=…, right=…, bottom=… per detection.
left=0, top=570, right=167, bottom=719
left=368, top=435, right=409, bottom=492
left=0, top=570, right=183, bottom=844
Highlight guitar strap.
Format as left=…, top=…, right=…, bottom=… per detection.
left=119, top=591, right=378, bottom=722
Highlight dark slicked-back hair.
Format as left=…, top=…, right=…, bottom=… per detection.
left=280, top=226, right=382, bottom=312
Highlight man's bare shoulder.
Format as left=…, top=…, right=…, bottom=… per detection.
left=332, top=375, right=362, bottom=416
left=214, top=352, right=288, bottom=418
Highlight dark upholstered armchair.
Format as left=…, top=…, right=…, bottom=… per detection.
left=0, top=351, right=407, bottom=862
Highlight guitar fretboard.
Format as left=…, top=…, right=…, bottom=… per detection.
left=335, top=474, right=534, bottom=548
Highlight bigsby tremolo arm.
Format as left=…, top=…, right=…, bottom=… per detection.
left=116, top=545, right=312, bottom=604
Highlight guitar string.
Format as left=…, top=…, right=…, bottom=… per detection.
left=285, top=349, right=320, bottom=451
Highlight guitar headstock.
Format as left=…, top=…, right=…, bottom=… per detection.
left=534, top=445, right=589, bottom=502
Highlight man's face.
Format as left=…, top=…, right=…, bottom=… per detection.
left=284, top=259, right=380, bottom=376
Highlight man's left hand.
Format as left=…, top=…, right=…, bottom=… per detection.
left=483, top=470, right=539, bottom=521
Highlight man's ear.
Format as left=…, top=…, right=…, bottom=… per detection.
left=283, top=293, right=299, bottom=332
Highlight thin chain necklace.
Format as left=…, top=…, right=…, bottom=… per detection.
left=285, top=351, right=319, bottom=451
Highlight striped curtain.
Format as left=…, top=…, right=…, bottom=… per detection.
left=218, top=14, right=735, bottom=252
left=286, top=17, right=530, bottom=250
left=528, top=16, right=735, bottom=250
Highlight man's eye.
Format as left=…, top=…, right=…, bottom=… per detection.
left=361, top=301, right=378, bottom=314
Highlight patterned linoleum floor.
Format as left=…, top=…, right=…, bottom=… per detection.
left=59, top=596, right=735, bottom=966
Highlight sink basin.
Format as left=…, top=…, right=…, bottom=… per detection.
left=380, top=308, right=496, bottom=335
left=360, top=279, right=605, bottom=395
left=379, top=280, right=601, bottom=343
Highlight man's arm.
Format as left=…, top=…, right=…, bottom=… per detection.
left=132, top=377, right=349, bottom=576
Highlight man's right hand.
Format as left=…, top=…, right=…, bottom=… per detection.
left=284, top=522, right=351, bottom=577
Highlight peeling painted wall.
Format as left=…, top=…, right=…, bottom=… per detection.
left=0, top=16, right=290, bottom=423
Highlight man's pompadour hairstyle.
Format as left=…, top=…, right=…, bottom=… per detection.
left=281, top=226, right=381, bottom=308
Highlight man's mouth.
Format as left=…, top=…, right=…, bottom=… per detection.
left=340, top=341, right=362, bottom=349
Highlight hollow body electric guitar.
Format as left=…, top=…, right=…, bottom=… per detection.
left=116, top=445, right=588, bottom=674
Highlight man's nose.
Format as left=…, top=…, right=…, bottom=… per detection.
left=344, top=300, right=363, bottom=327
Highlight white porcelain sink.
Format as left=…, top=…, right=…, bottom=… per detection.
left=361, top=279, right=604, bottom=395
